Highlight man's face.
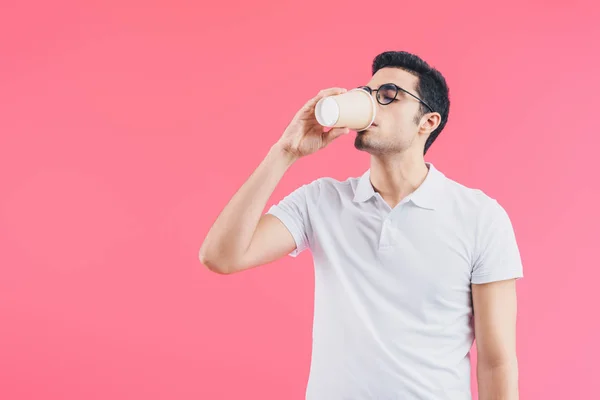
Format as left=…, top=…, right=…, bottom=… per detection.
left=354, top=67, right=425, bottom=155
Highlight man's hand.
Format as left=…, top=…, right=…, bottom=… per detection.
left=277, top=87, right=350, bottom=159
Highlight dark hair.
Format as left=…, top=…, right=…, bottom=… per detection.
left=372, top=51, right=450, bottom=155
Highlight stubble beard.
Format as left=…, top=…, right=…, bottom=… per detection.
left=354, top=131, right=397, bottom=155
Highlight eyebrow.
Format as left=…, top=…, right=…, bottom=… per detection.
left=368, top=85, right=411, bottom=96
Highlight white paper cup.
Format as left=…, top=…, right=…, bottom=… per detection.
left=315, top=89, right=376, bottom=131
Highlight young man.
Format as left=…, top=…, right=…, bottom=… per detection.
left=200, top=51, right=523, bottom=399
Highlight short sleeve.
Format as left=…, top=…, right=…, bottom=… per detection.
left=471, top=200, right=524, bottom=284
left=266, top=180, right=318, bottom=257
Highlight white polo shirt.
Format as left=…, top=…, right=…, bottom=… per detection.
left=267, top=162, right=523, bottom=400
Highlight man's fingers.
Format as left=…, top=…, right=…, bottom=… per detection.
left=317, top=87, right=347, bottom=99
left=324, top=127, right=350, bottom=143
left=305, top=87, right=347, bottom=109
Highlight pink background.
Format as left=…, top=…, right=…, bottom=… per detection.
left=1, top=0, right=598, bottom=399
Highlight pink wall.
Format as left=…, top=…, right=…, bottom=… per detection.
left=1, top=1, right=598, bottom=399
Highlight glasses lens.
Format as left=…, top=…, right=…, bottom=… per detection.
left=358, top=86, right=372, bottom=94
left=377, top=84, right=398, bottom=105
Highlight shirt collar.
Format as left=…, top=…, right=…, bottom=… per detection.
left=352, top=162, right=445, bottom=210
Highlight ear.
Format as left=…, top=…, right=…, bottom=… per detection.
left=418, top=112, right=442, bottom=137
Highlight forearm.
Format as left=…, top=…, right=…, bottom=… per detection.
left=199, top=143, right=296, bottom=270
left=477, top=359, right=519, bottom=400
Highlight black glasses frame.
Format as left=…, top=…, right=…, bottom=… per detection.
left=359, top=83, right=434, bottom=113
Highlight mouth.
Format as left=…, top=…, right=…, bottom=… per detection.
left=358, top=122, right=378, bottom=134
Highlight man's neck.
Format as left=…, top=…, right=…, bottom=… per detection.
left=369, top=151, right=430, bottom=209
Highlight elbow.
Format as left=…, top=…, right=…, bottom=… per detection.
left=479, top=353, right=518, bottom=371
left=199, top=248, right=236, bottom=275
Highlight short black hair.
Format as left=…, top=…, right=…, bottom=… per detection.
left=372, top=51, right=450, bottom=155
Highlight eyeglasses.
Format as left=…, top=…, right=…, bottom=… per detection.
left=358, top=83, right=434, bottom=113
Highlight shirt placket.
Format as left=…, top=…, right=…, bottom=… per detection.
left=377, top=195, right=412, bottom=249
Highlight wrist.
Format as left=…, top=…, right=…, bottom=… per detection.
left=270, top=142, right=299, bottom=167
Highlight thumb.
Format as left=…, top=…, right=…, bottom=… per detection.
left=324, top=127, right=350, bottom=144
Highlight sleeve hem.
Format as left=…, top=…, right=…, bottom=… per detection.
left=266, top=206, right=307, bottom=257
left=471, top=271, right=524, bottom=285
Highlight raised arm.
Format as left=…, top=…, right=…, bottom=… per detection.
left=199, top=88, right=350, bottom=274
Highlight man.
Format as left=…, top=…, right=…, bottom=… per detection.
left=200, top=51, right=523, bottom=399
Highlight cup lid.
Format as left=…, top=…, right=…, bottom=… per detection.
left=315, top=97, right=339, bottom=127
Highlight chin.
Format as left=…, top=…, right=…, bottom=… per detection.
left=354, top=135, right=374, bottom=152
left=354, top=135, right=398, bottom=155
